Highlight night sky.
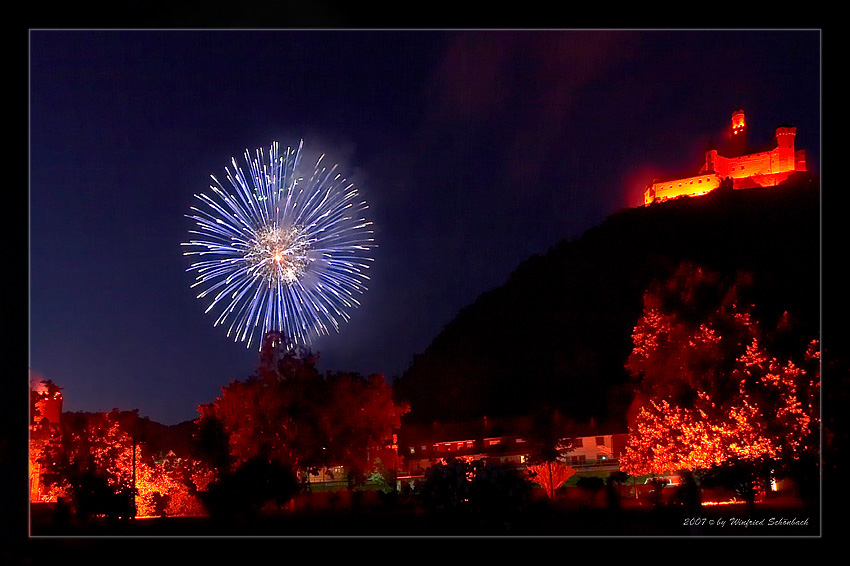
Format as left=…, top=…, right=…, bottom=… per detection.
left=29, top=30, right=821, bottom=426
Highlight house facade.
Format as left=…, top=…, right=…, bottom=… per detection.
left=398, top=415, right=628, bottom=480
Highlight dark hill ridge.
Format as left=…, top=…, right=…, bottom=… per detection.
left=393, top=174, right=820, bottom=427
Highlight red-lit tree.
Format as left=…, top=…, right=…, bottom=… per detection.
left=36, top=409, right=212, bottom=519
left=197, top=375, right=299, bottom=471
left=527, top=462, right=576, bottom=499
left=620, top=263, right=819, bottom=484
left=525, top=406, right=578, bottom=500
left=196, top=332, right=408, bottom=485
left=37, top=411, right=139, bottom=519
left=134, top=452, right=213, bottom=517
left=319, top=371, right=408, bottom=483
left=196, top=333, right=329, bottom=473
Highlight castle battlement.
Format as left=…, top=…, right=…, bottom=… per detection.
left=643, top=110, right=807, bottom=205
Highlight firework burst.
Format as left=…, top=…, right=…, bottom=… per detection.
left=182, top=140, right=375, bottom=349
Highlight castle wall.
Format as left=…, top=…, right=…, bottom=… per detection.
left=643, top=121, right=806, bottom=205
left=644, top=174, right=720, bottom=206
left=714, top=130, right=798, bottom=181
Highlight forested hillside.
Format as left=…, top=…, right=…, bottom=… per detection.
left=393, top=174, right=820, bottom=427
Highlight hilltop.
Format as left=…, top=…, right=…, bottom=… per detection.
left=393, top=174, right=821, bottom=427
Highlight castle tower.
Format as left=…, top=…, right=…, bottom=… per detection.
left=731, top=109, right=746, bottom=134
left=774, top=126, right=798, bottom=173
left=729, top=109, right=748, bottom=156
left=30, top=379, right=63, bottom=426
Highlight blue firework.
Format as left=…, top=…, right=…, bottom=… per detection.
left=182, top=141, right=375, bottom=349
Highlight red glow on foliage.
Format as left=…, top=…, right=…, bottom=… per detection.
left=528, top=462, right=576, bottom=498
left=30, top=339, right=409, bottom=519
left=620, top=263, right=819, bottom=477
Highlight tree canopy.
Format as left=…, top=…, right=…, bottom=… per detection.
left=619, top=262, right=819, bottom=478
left=196, top=332, right=409, bottom=483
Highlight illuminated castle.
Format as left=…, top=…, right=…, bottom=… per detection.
left=643, top=109, right=807, bottom=205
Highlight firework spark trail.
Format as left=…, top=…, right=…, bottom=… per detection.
left=182, top=141, right=375, bottom=349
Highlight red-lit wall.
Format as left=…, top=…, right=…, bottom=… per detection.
left=643, top=124, right=806, bottom=206
left=645, top=174, right=719, bottom=205
left=34, top=395, right=63, bottom=425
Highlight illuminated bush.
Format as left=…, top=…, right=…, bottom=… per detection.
left=620, top=263, right=819, bottom=479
